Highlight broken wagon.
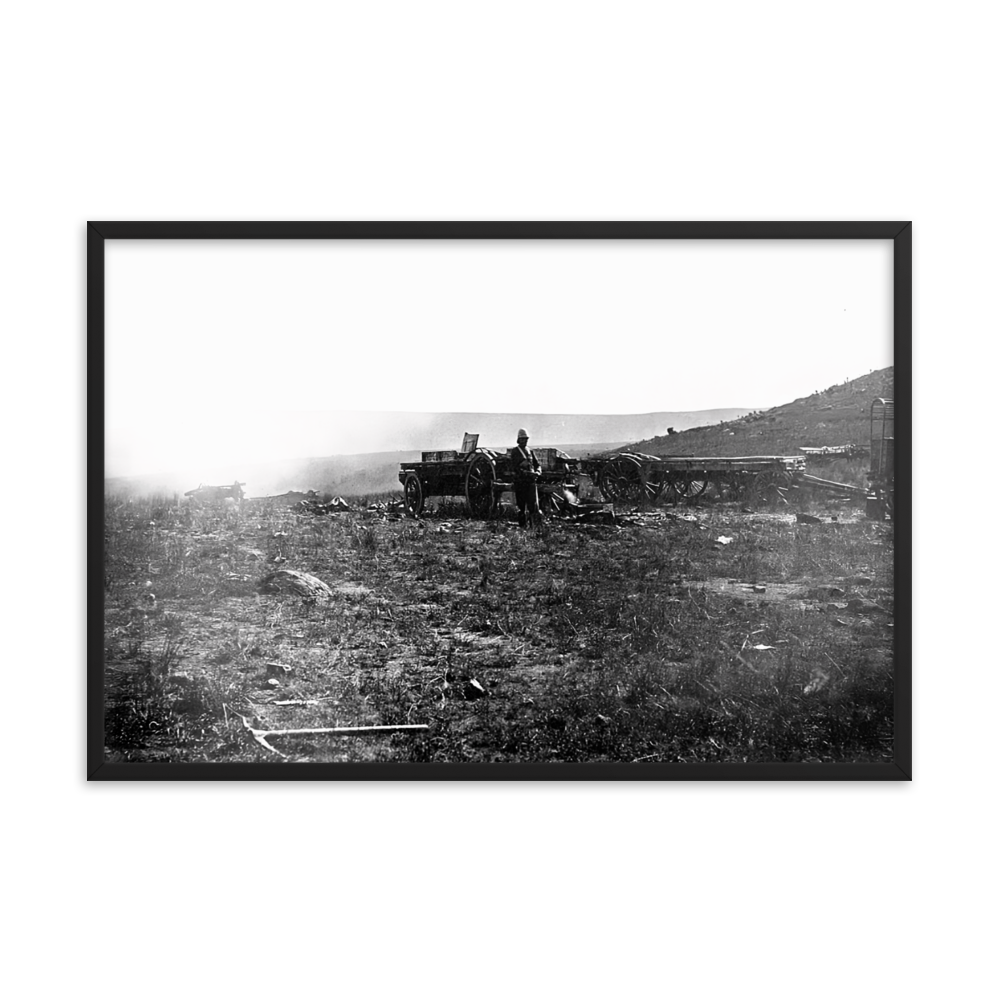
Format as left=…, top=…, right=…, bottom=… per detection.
left=581, top=453, right=808, bottom=506
left=183, top=481, right=246, bottom=503
left=398, top=434, right=581, bottom=517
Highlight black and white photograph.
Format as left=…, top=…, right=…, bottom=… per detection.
left=96, top=227, right=905, bottom=774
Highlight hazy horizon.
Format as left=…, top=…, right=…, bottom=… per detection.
left=105, top=240, right=892, bottom=484
left=105, top=406, right=761, bottom=479
left=104, top=405, right=755, bottom=484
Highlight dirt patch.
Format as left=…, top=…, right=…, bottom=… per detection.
left=692, top=578, right=812, bottom=609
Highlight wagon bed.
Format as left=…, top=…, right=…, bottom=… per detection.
left=581, top=453, right=809, bottom=505
left=399, top=437, right=580, bottom=517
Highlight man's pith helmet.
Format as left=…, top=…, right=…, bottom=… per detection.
left=517, top=428, right=529, bottom=439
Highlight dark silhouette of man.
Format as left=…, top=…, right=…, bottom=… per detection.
left=510, top=428, right=541, bottom=528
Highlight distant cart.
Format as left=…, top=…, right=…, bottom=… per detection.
left=184, top=481, right=246, bottom=503
left=581, top=453, right=808, bottom=506
left=398, top=434, right=581, bottom=518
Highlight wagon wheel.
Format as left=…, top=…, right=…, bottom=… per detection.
left=465, top=454, right=499, bottom=518
left=402, top=474, right=424, bottom=517
left=673, top=475, right=708, bottom=499
left=643, top=468, right=668, bottom=502
left=601, top=456, right=644, bottom=503
left=661, top=473, right=687, bottom=503
left=597, top=459, right=622, bottom=501
left=750, top=471, right=793, bottom=507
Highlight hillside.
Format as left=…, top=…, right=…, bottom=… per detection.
left=616, top=367, right=894, bottom=486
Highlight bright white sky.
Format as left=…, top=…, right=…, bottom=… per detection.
left=105, top=239, right=892, bottom=478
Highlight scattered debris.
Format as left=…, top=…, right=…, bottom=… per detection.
left=716, top=536, right=734, bottom=545
left=257, top=569, right=335, bottom=602
left=463, top=678, right=488, bottom=700
left=367, top=500, right=406, bottom=518
left=847, top=597, right=886, bottom=615
left=296, top=496, right=351, bottom=515
left=260, top=490, right=317, bottom=503
left=803, top=668, right=831, bottom=695
left=545, top=489, right=617, bottom=525
left=265, top=661, right=294, bottom=678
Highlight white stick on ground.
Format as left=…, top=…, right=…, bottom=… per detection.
left=233, top=712, right=429, bottom=758
left=258, top=725, right=430, bottom=736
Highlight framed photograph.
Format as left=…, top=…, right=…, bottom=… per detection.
left=90, top=222, right=910, bottom=780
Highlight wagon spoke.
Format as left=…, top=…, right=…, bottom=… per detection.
left=403, top=474, right=424, bottom=517
left=465, top=454, right=498, bottom=518
left=643, top=469, right=666, bottom=501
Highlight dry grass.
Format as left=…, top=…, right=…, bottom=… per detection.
left=102, top=486, right=893, bottom=764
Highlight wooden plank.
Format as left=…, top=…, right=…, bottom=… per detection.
left=641, top=456, right=807, bottom=473
left=798, top=474, right=866, bottom=495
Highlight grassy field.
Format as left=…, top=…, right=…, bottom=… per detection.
left=102, top=483, right=894, bottom=765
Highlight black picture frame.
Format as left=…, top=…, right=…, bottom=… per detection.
left=89, top=221, right=911, bottom=781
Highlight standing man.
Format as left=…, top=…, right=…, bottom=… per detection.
left=510, top=428, right=542, bottom=528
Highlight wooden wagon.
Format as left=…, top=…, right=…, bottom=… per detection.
left=183, top=481, right=246, bottom=503
left=582, top=453, right=808, bottom=506
left=398, top=434, right=581, bottom=518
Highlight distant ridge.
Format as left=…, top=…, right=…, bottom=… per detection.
left=609, top=366, right=894, bottom=486
left=411, top=410, right=752, bottom=452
